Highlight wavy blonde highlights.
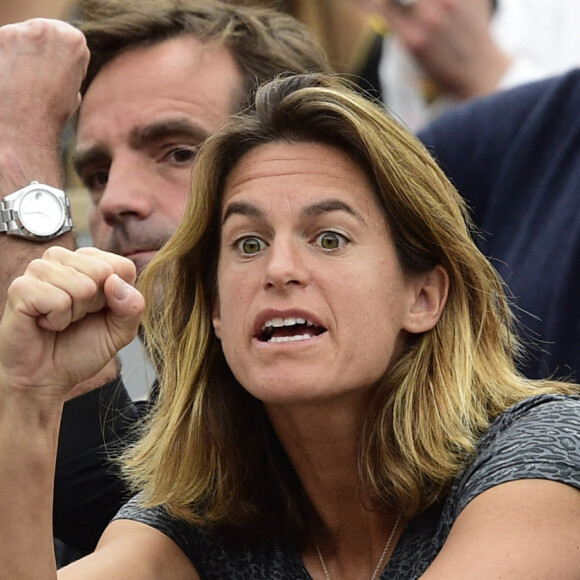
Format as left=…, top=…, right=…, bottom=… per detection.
left=124, top=74, right=576, bottom=541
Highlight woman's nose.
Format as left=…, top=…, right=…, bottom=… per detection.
left=262, top=238, right=309, bottom=290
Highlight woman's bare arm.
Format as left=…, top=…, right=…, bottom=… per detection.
left=422, top=479, right=580, bottom=579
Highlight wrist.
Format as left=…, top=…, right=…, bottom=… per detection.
left=0, top=375, right=65, bottom=435
left=0, top=143, right=64, bottom=196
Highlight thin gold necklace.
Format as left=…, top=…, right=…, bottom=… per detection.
left=314, top=512, right=402, bottom=580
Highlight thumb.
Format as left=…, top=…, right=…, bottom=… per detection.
left=104, top=273, right=145, bottom=350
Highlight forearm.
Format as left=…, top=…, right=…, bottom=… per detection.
left=0, top=18, right=89, bottom=311
left=0, top=386, right=62, bottom=579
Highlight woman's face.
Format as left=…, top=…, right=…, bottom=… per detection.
left=213, top=141, right=433, bottom=407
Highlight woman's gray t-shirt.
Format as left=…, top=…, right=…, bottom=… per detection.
left=116, top=394, right=580, bottom=579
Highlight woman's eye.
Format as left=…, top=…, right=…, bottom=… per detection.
left=316, top=231, right=347, bottom=251
left=236, top=236, right=265, bottom=255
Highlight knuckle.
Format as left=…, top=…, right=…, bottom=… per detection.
left=26, top=257, right=49, bottom=276
left=76, top=275, right=99, bottom=301
left=42, top=245, right=69, bottom=261
left=6, top=276, right=29, bottom=301
left=24, top=18, right=53, bottom=40
left=0, top=23, right=18, bottom=48
left=76, top=246, right=101, bottom=257
left=53, top=289, right=73, bottom=312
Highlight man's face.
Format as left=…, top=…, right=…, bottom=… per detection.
left=75, top=35, right=243, bottom=274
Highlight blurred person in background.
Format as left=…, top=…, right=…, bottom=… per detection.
left=356, top=0, right=580, bottom=131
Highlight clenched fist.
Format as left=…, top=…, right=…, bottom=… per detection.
left=0, top=247, right=144, bottom=401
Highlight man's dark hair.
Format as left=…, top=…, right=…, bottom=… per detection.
left=76, top=0, right=331, bottom=109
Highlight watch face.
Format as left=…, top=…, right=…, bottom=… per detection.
left=19, top=187, right=65, bottom=237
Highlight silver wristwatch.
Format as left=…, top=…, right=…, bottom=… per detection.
left=0, top=181, right=73, bottom=241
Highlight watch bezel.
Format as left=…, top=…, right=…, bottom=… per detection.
left=17, top=186, right=67, bottom=238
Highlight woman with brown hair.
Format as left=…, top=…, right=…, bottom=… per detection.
left=1, top=73, right=579, bottom=579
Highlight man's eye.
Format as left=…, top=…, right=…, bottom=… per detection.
left=316, top=231, right=347, bottom=251
left=82, top=170, right=109, bottom=193
left=166, top=146, right=199, bottom=165
left=236, top=236, right=265, bottom=255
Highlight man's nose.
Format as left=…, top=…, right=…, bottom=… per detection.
left=97, top=158, right=155, bottom=225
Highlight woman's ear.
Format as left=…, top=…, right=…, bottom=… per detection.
left=212, top=293, right=222, bottom=340
left=403, top=265, right=449, bottom=334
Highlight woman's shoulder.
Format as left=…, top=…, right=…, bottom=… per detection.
left=456, top=393, right=580, bottom=513
left=386, top=394, right=580, bottom=578
left=483, top=393, right=580, bottom=444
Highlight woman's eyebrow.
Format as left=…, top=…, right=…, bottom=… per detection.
left=222, top=201, right=264, bottom=224
left=301, top=199, right=367, bottom=226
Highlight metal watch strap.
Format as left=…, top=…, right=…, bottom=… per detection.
left=0, top=195, right=14, bottom=233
